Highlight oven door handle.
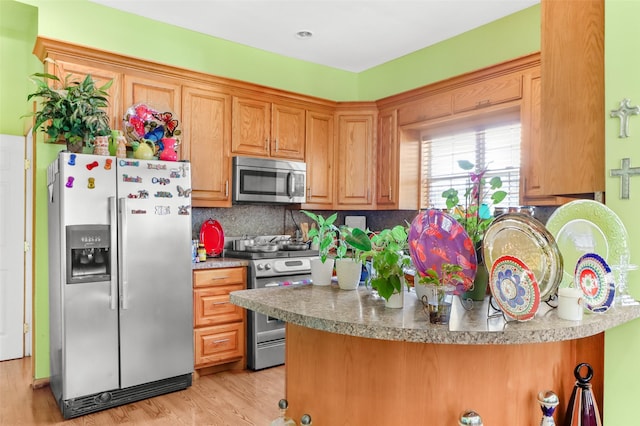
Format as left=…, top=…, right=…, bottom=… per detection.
left=265, top=282, right=280, bottom=287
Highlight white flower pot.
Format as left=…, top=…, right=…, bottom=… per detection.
left=311, top=257, right=334, bottom=286
left=335, top=258, right=362, bottom=290
left=385, top=277, right=406, bottom=309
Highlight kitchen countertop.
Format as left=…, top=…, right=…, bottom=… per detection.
left=192, top=257, right=250, bottom=270
left=230, top=284, right=640, bottom=344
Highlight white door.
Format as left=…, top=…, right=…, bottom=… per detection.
left=0, top=134, right=25, bottom=361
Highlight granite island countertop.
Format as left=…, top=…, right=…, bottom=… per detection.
left=230, top=284, right=640, bottom=344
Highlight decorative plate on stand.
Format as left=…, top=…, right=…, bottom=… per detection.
left=574, top=253, right=615, bottom=313
left=546, top=200, right=629, bottom=288
left=489, top=255, right=541, bottom=321
left=482, top=213, right=562, bottom=302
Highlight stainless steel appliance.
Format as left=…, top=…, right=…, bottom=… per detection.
left=225, top=236, right=317, bottom=370
left=232, top=156, right=306, bottom=204
left=47, top=152, right=193, bottom=419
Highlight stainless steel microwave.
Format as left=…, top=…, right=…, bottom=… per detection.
left=232, top=156, right=306, bottom=204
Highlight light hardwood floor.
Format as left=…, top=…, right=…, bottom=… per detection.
left=0, top=357, right=285, bottom=425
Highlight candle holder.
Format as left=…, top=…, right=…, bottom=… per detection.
left=611, top=253, right=639, bottom=307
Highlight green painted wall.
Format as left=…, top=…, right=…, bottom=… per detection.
left=0, top=0, right=40, bottom=134
left=603, top=0, right=640, bottom=424
left=359, top=5, right=541, bottom=100
left=4, top=0, right=540, bottom=380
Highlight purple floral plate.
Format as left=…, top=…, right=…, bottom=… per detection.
left=408, top=209, right=477, bottom=294
left=489, top=255, right=541, bottom=321
left=574, top=252, right=615, bottom=313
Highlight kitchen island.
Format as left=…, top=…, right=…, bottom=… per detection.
left=230, top=284, right=640, bottom=425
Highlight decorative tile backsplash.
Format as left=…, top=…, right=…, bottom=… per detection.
left=192, top=205, right=556, bottom=241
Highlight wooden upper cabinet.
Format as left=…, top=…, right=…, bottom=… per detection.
left=376, top=109, right=398, bottom=209
left=181, top=84, right=232, bottom=207
left=452, top=73, right=522, bottom=114
left=521, top=69, right=544, bottom=200
left=303, top=109, right=334, bottom=208
left=540, top=0, right=604, bottom=196
left=335, top=109, right=376, bottom=208
left=271, top=102, right=305, bottom=160
left=231, top=96, right=305, bottom=160
left=48, top=60, right=123, bottom=133
left=123, top=74, right=181, bottom=119
left=231, top=96, right=270, bottom=157
left=398, top=92, right=452, bottom=126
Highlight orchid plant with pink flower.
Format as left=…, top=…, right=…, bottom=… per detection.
left=441, top=160, right=507, bottom=248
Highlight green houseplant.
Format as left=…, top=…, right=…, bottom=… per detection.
left=366, top=225, right=411, bottom=307
left=301, top=211, right=338, bottom=286
left=441, top=160, right=507, bottom=301
left=417, top=263, right=465, bottom=324
left=25, top=58, right=113, bottom=153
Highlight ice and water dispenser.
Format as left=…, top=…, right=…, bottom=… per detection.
left=66, top=225, right=111, bottom=284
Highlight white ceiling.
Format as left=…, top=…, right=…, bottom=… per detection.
left=90, top=0, right=539, bottom=72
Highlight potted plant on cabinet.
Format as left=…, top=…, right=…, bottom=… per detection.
left=442, top=160, right=507, bottom=301
left=367, top=225, right=411, bottom=308
left=25, top=58, right=112, bottom=153
left=334, top=226, right=371, bottom=290
left=417, top=263, right=466, bottom=324
left=301, top=211, right=338, bottom=286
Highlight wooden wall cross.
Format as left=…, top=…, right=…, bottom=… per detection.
left=611, top=158, right=640, bottom=199
left=610, top=98, right=640, bottom=138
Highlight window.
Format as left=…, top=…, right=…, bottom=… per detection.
left=420, top=116, right=521, bottom=211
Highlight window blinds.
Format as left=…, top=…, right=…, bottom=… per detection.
left=421, top=122, right=521, bottom=211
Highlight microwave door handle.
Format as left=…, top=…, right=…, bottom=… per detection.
left=287, top=172, right=294, bottom=198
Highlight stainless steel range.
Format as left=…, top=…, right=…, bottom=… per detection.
left=225, top=236, right=318, bottom=370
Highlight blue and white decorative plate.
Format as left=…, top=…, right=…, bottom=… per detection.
left=574, top=253, right=615, bottom=313
left=490, top=255, right=541, bottom=321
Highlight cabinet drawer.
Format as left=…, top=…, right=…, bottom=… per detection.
left=398, top=92, right=452, bottom=125
left=193, top=267, right=246, bottom=288
left=452, top=74, right=522, bottom=113
left=194, top=323, right=244, bottom=367
left=194, top=284, right=245, bottom=327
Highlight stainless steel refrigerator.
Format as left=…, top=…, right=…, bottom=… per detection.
left=47, top=152, right=193, bottom=419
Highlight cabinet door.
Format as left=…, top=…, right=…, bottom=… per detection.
left=194, top=284, right=244, bottom=327
left=397, top=92, right=451, bottom=126
left=452, top=73, right=522, bottom=114
left=521, top=70, right=544, bottom=200
left=182, top=85, right=232, bottom=207
left=303, top=109, right=335, bottom=208
left=541, top=0, right=604, bottom=196
left=376, top=109, right=398, bottom=209
left=231, top=96, right=270, bottom=157
left=50, top=60, right=122, bottom=134
left=335, top=113, right=375, bottom=208
left=123, top=74, right=181, bottom=118
left=194, top=322, right=244, bottom=368
left=271, top=103, right=305, bottom=160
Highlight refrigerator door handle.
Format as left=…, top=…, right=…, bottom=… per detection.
left=109, top=196, right=118, bottom=310
left=119, top=197, right=129, bottom=310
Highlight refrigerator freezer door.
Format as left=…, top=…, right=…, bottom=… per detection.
left=56, top=153, right=120, bottom=399
left=116, top=159, right=193, bottom=388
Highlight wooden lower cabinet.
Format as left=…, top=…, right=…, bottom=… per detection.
left=193, top=267, right=246, bottom=374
